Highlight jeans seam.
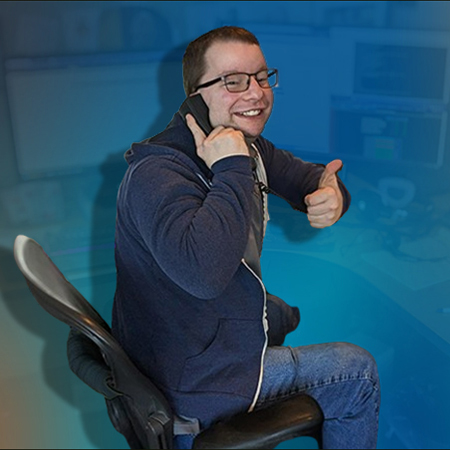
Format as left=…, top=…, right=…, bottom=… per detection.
left=258, top=373, right=379, bottom=406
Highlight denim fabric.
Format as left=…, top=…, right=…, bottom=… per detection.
left=256, top=344, right=380, bottom=449
left=174, top=343, right=379, bottom=450
left=174, top=434, right=196, bottom=449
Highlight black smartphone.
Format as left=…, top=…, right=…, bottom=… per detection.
left=179, top=94, right=213, bottom=135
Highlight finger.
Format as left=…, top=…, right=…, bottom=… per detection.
left=308, top=210, right=336, bottom=222
left=305, top=188, right=334, bottom=207
left=307, top=202, right=335, bottom=216
left=319, top=159, right=343, bottom=188
left=204, top=124, right=226, bottom=141
left=307, top=211, right=336, bottom=228
left=186, top=114, right=207, bottom=147
left=308, top=218, right=329, bottom=229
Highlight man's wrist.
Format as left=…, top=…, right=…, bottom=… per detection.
left=210, top=154, right=253, bottom=173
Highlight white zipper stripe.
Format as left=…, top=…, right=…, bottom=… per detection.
left=195, top=172, right=212, bottom=189
left=195, top=164, right=268, bottom=412
left=251, top=143, right=270, bottom=234
left=241, top=258, right=268, bottom=412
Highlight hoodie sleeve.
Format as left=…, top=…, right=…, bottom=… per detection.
left=257, top=137, right=351, bottom=215
left=124, top=153, right=255, bottom=299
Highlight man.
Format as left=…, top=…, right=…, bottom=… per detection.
left=112, top=26, right=380, bottom=449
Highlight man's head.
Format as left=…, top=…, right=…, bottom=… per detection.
left=182, top=26, right=275, bottom=141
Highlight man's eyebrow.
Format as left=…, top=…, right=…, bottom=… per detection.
left=217, top=66, right=269, bottom=77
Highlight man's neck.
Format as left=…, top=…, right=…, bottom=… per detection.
left=245, top=135, right=257, bottom=147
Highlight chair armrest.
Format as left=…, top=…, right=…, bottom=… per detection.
left=67, top=328, right=120, bottom=399
left=193, top=393, right=323, bottom=450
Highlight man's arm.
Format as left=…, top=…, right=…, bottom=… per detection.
left=126, top=153, right=255, bottom=299
left=257, top=137, right=351, bottom=225
left=266, top=293, right=300, bottom=346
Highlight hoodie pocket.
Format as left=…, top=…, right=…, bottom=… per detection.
left=178, top=318, right=264, bottom=395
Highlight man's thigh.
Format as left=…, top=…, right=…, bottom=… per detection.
left=256, top=343, right=379, bottom=411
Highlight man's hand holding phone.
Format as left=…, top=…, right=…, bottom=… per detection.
left=186, top=114, right=250, bottom=169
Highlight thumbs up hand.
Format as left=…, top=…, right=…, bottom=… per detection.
left=304, top=160, right=344, bottom=229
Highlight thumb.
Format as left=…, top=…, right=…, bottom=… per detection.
left=319, top=159, right=343, bottom=188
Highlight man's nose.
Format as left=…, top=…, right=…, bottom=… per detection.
left=243, top=76, right=264, bottom=101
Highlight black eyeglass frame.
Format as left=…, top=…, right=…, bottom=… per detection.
left=194, top=68, right=278, bottom=93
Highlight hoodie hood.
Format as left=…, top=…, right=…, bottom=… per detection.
left=124, top=112, right=213, bottom=180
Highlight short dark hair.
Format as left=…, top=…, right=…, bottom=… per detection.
left=182, top=26, right=260, bottom=96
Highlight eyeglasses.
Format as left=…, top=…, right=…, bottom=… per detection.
left=195, top=68, right=278, bottom=93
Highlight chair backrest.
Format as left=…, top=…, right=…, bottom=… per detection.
left=14, top=235, right=174, bottom=449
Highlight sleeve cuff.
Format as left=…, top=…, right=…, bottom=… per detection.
left=210, top=154, right=253, bottom=173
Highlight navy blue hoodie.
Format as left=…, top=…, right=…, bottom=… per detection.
left=112, top=112, right=351, bottom=429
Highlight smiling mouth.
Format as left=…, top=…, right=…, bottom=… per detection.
left=235, top=109, right=263, bottom=117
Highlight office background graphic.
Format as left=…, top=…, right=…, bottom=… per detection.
left=0, top=1, right=450, bottom=448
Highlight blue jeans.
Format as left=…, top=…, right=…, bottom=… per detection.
left=175, top=342, right=380, bottom=449
left=256, top=343, right=380, bottom=449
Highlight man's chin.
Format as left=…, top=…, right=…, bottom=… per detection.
left=242, top=125, right=265, bottom=143
left=234, top=116, right=268, bottom=142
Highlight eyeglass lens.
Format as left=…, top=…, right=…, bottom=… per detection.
left=224, top=70, right=277, bottom=92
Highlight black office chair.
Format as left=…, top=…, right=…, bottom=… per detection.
left=13, top=234, right=324, bottom=449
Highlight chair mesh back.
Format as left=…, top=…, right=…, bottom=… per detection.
left=14, top=235, right=109, bottom=330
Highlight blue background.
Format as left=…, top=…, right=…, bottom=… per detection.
left=0, top=1, right=450, bottom=448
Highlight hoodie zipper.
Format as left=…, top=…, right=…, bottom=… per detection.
left=257, top=180, right=304, bottom=213
left=196, top=163, right=269, bottom=411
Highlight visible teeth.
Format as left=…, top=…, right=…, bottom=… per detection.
left=240, top=110, right=261, bottom=117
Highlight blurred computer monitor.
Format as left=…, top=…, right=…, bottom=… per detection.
left=243, top=24, right=450, bottom=169
left=5, top=52, right=184, bottom=180
left=329, top=27, right=450, bottom=168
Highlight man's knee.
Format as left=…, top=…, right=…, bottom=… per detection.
left=332, top=342, right=379, bottom=385
left=327, top=343, right=380, bottom=417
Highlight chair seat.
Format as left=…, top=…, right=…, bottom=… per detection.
left=193, top=393, right=323, bottom=449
